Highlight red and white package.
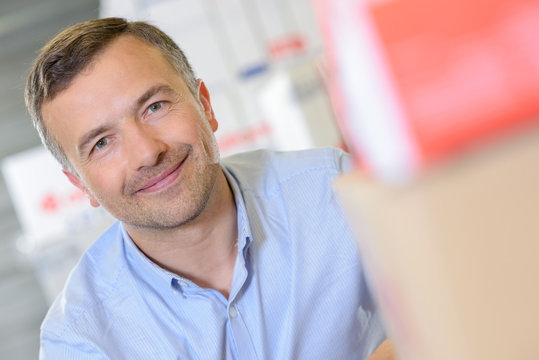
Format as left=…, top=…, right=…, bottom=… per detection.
left=315, top=0, right=539, bottom=183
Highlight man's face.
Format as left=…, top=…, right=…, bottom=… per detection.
left=41, top=35, right=220, bottom=229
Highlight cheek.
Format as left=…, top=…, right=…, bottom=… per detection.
left=159, top=108, right=208, bottom=144
left=82, top=162, right=127, bottom=197
left=198, top=126, right=220, bottom=163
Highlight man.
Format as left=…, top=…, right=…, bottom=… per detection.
left=26, top=17, right=393, bottom=359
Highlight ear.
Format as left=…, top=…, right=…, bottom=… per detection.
left=196, top=79, right=218, bottom=132
left=62, top=169, right=100, bottom=208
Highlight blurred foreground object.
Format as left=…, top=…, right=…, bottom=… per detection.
left=335, top=126, right=539, bottom=360
left=316, top=0, right=539, bottom=358
left=315, top=0, right=539, bottom=183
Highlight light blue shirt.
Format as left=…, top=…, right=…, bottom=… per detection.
left=40, top=148, right=386, bottom=359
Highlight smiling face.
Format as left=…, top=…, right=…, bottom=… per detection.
left=41, top=35, right=221, bottom=230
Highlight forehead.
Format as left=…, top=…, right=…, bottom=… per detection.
left=43, top=34, right=186, bottom=113
left=83, top=35, right=178, bottom=79
left=43, top=34, right=183, bottom=116
left=43, top=34, right=188, bottom=113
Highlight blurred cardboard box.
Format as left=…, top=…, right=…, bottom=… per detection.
left=1, top=147, right=112, bottom=250
left=316, top=0, right=539, bottom=183
left=2, top=147, right=115, bottom=303
left=335, top=127, right=539, bottom=360
left=319, top=0, right=539, bottom=357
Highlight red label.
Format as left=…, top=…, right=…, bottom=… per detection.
left=370, top=0, right=539, bottom=163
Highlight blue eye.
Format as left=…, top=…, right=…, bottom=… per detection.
left=95, top=138, right=108, bottom=150
left=148, top=102, right=162, bottom=114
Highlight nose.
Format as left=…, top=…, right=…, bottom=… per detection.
left=124, top=122, right=167, bottom=171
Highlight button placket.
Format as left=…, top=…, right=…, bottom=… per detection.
left=229, top=305, right=238, bottom=318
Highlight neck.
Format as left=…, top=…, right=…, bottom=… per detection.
left=125, top=169, right=238, bottom=298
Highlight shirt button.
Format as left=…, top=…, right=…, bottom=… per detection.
left=229, top=306, right=238, bottom=318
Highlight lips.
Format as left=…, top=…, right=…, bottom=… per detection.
left=136, top=157, right=186, bottom=194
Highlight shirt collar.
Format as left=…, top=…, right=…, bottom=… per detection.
left=222, top=164, right=252, bottom=254
left=120, top=223, right=181, bottom=287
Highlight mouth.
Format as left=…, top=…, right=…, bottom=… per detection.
left=136, top=157, right=186, bottom=194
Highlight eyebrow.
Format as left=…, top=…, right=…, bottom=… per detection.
left=76, top=84, right=180, bottom=156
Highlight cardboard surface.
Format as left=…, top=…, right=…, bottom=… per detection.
left=335, top=128, right=539, bottom=359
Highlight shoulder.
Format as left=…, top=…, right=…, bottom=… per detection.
left=41, top=221, right=127, bottom=338
left=221, top=147, right=353, bottom=196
